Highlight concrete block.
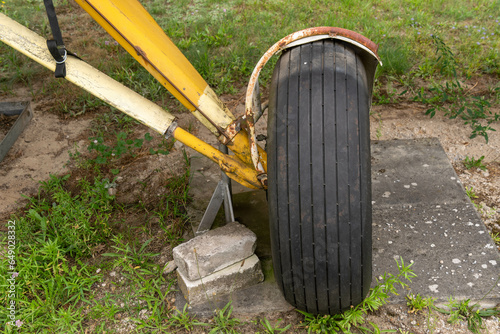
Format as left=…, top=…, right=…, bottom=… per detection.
left=177, top=254, right=264, bottom=305
left=173, top=222, right=257, bottom=280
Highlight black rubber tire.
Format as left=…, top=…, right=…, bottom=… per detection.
left=267, top=40, right=372, bottom=315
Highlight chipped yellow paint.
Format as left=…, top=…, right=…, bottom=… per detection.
left=172, top=127, right=262, bottom=189
left=225, top=130, right=267, bottom=172
left=196, top=86, right=235, bottom=134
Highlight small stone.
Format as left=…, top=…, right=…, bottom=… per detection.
left=163, top=261, right=178, bottom=274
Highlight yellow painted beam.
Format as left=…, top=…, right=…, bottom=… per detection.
left=74, top=0, right=268, bottom=183
left=74, top=0, right=235, bottom=136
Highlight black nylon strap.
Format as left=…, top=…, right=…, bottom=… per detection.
left=44, top=0, right=67, bottom=78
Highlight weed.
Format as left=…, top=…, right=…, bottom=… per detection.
left=152, top=152, right=191, bottom=245
left=490, top=232, right=500, bottom=251
left=209, top=302, right=241, bottom=334
left=466, top=186, right=479, bottom=200
left=67, top=143, right=93, bottom=170
left=149, top=135, right=172, bottom=155
left=258, top=318, right=291, bottom=334
left=414, top=35, right=500, bottom=143
left=376, top=39, right=412, bottom=77
left=463, top=155, right=487, bottom=171
left=431, top=35, right=457, bottom=77
left=133, top=277, right=178, bottom=331
left=0, top=238, right=101, bottom=332
left=373, top=80, right=400, bottom=105
left=298, top=258, right=416, bottom=333
left=102, top=236, right=159, bottom=275
left=167, top=304, right=207, bottom=331
left=111, top=65, right=165, bottom=101
left=438, top=297, right=500, bottom=334
left=406, top=293, right=436, bottom=314
left=94, top=108, right=137, bottom=133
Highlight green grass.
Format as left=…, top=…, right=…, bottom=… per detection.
left=257, top=318, right=291, bottom=334
left=464, top=155, right=487, bottom=171
left=406, top=293, right=436, bottom=314
left=14, top=174, right=115, bottom=257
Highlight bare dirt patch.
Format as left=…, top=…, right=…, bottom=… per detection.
left=0, top=96, right=93, bottom=220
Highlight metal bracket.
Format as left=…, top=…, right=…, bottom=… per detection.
left=196, top=144, right=235, bottom=235
left=0, top=101, right=33, bottom=163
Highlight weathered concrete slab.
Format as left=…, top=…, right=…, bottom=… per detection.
left=173, top=221, right=257, bottom=280
left=180, top=138, right=499, bottom=315
left=176, top=254, right=264, bottom=306
left=371, top=138, right=499, bottom=306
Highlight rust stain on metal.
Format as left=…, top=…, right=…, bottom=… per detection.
left=244, top=27, right=380, bottom=188
left=258, top=174, right=268, bottom=188
left=220, top=116, right=246, bottom=145
left=134, top=45, right=146, bottom=58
